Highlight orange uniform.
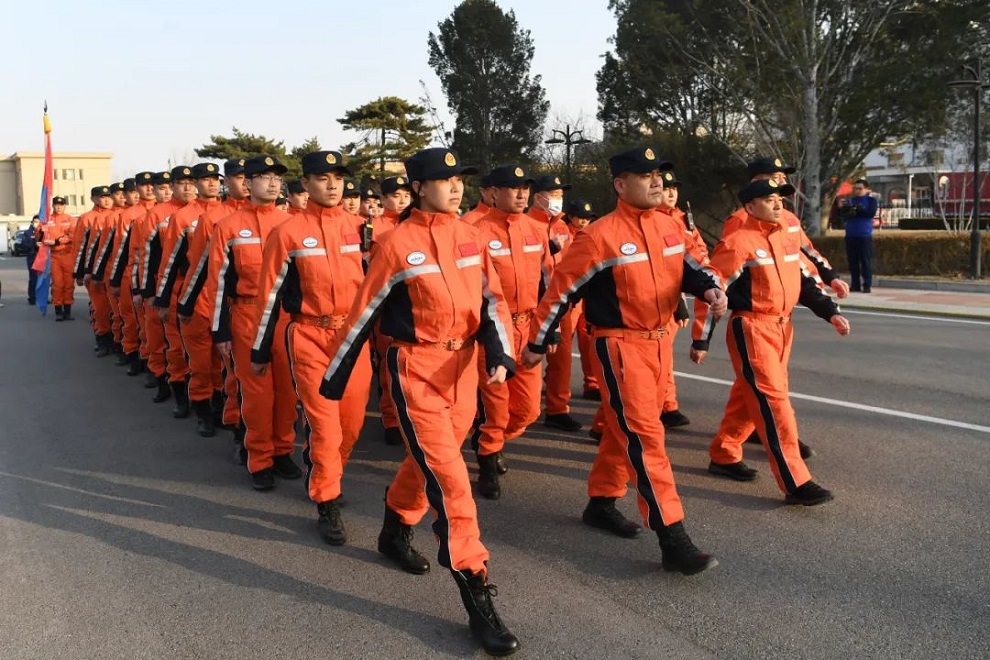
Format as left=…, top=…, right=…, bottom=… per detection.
left=94, top=206, right=124, bottom=345
left=472, top=208, right=553, bottom=456
left=250, top=203, right=370, bottom=504
left=109, top=200, right=156, bottom=358
left=320, top=208, right=515, bottom=575
left=460, top=201, right=491, bottom=226
left=701, top=212, right=839, bottom=494
left=528, top=206, right=577, bottom=417
left=85, top=208, right=116, bottom=338
left=43, top=212, right=77, bottom=306
left=527, top=198, right=721, bottom=529
left=136, top=200, right=181, bottom=378
left=207, top=203, right=296, bottom=475
left=143, top=200, right=190, bottom=383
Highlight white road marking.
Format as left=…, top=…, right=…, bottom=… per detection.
left=836, top=308, right=990, bottom=326
left=569, top=353, right=990, bottom=435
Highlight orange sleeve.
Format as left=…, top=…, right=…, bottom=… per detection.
left=693, top=240, right=747, bottom=350
left=250, top=226, right=292, bottom=364
left=478, top=245, right=517, bottom=376
left=207, top=224, right=234, bottom=342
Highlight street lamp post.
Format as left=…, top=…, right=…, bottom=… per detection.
left=948, top=60, right=988, bottom=279
left=545, top=124, right=592, bottom=182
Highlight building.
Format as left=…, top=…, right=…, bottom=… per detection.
left=1, top=151, right=114, bottom=217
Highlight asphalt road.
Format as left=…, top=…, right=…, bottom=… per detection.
left=1, top=258, right=988, bottom=659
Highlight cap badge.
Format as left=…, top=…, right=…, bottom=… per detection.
left=396, top=177, right=405, bottom=185
left=302, top=237, right=319, bottom=248
left=238, top=159, right=245, bottom=166
left=664, top=172, right=673, bottom=181
left=207, top=164, right=215, bottom=172
left=183, top=168, right=190, bottom=175
left=326, top=153, right=337, bottom=165
left=584, top=204, right=591, bottom=212
left=444, top=152, right=457, bottom=167
left=554, top=177, right=561, bottom=185
left=143, top=173, right=151, bottom=180
left=406, top=251, right=427, bottom=266
left=346, top=182, right=354, bottom=190
left=163, top=173, right=171, bottom=180
left=769, top=180, right=779, bottom=188
left=620, top=242, right=638, bottom=256
left=774, top=158, right=782, bottom=167
left=644, top=148, right=656, bottom=161
left=264, top=157, right=274, bottom=166
left=514, top=167, right=524, bottom=177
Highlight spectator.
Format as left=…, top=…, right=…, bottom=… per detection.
left=24, top=216, right=41, bottom=305
left=841, top=178, right=879, bottom=293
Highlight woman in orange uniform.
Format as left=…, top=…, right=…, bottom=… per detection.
left=42, top=196, right=77, bottom=321
left=320, top=148, right=519, bottom=657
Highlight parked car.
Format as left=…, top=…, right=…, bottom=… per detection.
left=9, top=229, right=31, bottom=257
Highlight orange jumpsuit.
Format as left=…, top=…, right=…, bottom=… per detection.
left=365, top=209, right=402, bottom=437
left=207, top=203, right=296, bottom=474
left=84, top=208, right=116, bottom=337
left=94, top=206, right=124, bottom=345
left=145, top=200, right=191, bottom=383
left=321, top=208, right=515, bottom=575
left=528, top=207, right=576, bottom=416
left=701, top=213, right=839, bottom=494
left=527, top=199, right=721, bottom=528
left=251, top=203, right=371, bottom=504
left=135, top=200, right=181, bottom=378
left=108, top=200, right=155, bottom=357
left=158, top=198, right=225, bottom=401
left=43, top=212, right=77, bottom=306
left=179, top=198, right=242, bottom=426
left=460, top=201, right=491, bottom=226
left=473, top=208, right=553, bottom=456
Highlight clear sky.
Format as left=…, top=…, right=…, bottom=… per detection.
left=2, top=0, right=616, bottom=180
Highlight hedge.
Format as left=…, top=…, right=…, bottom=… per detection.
left=813, top=231, right=990, bottom=278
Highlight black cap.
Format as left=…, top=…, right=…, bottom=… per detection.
left=404, top=148, right=478, bottom=182
left=661, top=170, right=681, bottom=188
left=135, top=171, right=155, bottom=184
left=192, top=163, right=221, bottom=179
left=286, top=179, right=305, bottom=195
left=244, top=155, right=288, bottom=177
left=275, top=196, right=288, bottom=206
left=361, top=186, right=381, bottom=200
left=479, top=173, right=493, bottom=188
left=738, top=179, right=796, bottom=204
left=151, top=171, right=172, bottom=185
left=170, top=166, right=194, bottom=181
left=532, top=174, right=572, bottom=193
left=380, top=176, right=412, bottom=195
left=91, top=185, right=111, bottom=197
left=109, top=182, right=125, bottom=193
left=608, top=146, right=672, bottom=177
left=488, top=164, right=534, bottom=188
left=342, top=179, right=360, bottom=197
left=747, top=156, right=795, bottom=178
left=300, top=151, right=352, bottom=177
left=565, top=198, right=597, bottom=219
left=123, top=178, right=137, bottom=192
left=224, top=158, right=246, bottom=176
left=52, top=196, right=67, bottom=205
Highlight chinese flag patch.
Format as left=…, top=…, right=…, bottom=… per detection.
left=458, top=242, right=480, bottom=257
left=524, top=235, right=540, bottom=246
left=664, top=234, right=680, bottom=247
left=344, top=233, right=361, bottom=244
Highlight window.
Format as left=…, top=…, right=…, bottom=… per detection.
left=78, top=169, right=84, bottom=180
left=69, top=195, right=77, bottom=206
left=63, top=169, right=75, bottom=180
left=887, top=152, right=904, bottom=167
left=53, top=169, right=58, bottom=180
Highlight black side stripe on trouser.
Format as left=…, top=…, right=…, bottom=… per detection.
left=595, top=337, right=667, bottom=530
left=469, top=388, right=485, bottom=454
left=386, top=346, right=453, bottom=570
left=731, top=317, right=798, bottom=493
left=284, top=324, right=314, bottom=487
left=226, top=340, right=252, bottom=459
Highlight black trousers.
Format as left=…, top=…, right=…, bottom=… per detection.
left=844, top=236, right=873, bottom=291
left=26, top=256, right=38, bottom=302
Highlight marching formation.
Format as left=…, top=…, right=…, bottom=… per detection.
left=36, top=145, right=851, bottom=657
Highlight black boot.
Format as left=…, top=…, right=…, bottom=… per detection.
left=477, top=453, right=501, bottom=500
left=63, top=304, right=74, bottom=320
left=451, top=569, right=520, bottom=657
left=115, top=345, right=129, bottom=366
left=582, top=497, right=642, bottom=538
left=317, top=499, right=347, bottom=546
left=232, top=425, right=247, bottom=466
left=383, top=426, right=403, bottom=446
left=211, top=390, right=225, bottom=428
left=193, top=399, right=216, bottom=437
left=95, top=333, right=113, bottom=358
left=55, top=305, right=64, bottom=322
left=152, top=375, right=172, bottom=403
left=143, top=366, right=158, bottom=389
left=657, top=521, right=718, bottom=576
left=495, top=451, right=508, bottom=475
left=171, top=379, right=190, bottom=418
left=126, top=352, right=142, bottom=377
left=378, top=505, right=431, bottom=575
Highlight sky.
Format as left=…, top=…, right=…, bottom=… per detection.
left=2, top=0, right=616, bottom=181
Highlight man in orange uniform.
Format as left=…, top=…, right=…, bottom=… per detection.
left=107, top=178, right=140, bottom=365
left=522, top=146, right=727, bottom=575
left=378, top=175, right=411, bottom=234
left=358, top=186, right=382, bottom=220
left=286, top=179, right=308, bottom=215
left=527, top=174, right=582, bottom=433
left=249, top=150, right=371, bottom=545
left=207, top=155, right=297, bottom=491
left=42, top=196, right=77, bottom=322
left=340, top=179, right=361, bottom=215
left=460, top=174, right=494, bottom=225
left=135, top=171, right=178, bottom=401
left=561, top=199, right=599, bottom=400
left=321, top=148, right=519, bottom=656
left=180, top=159, right=247, bottom=453
left=96, top=182, right=127, bottom=358
left=158, top=163, right=226, bottom=431
left=109, top=173, right=157, bottom=376
left=692, top=157, right=848, bottom=458
left=77, top=186, right=116, bottom=356
left=472, top=164, right=554, bottom=499
left=696, top=179, right=850, bottom=505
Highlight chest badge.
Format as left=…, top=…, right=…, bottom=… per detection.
left=238, top=229, right=252, bottom=238
left=755, top=249, right=769, bottom=258
left=190, top=220, right=198, bottom=228
left=488, top=240, right=503, bottom=250
left=620, top=242, right=638, bottom=256
left=302, top=237, right=318, bottom=248
left=406, top=251, right=427, bottom=266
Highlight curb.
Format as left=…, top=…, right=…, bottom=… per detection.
left=876, top=277, right=990, bottom=294
left=839, top=303, right=990, bottom=321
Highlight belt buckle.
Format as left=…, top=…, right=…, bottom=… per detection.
left=317, top=315, right=331, bottom=328
left=442, top=339, right=457, bottom=351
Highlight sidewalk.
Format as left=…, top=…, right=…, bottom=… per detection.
left=841, top=287, right=990, bottom=319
